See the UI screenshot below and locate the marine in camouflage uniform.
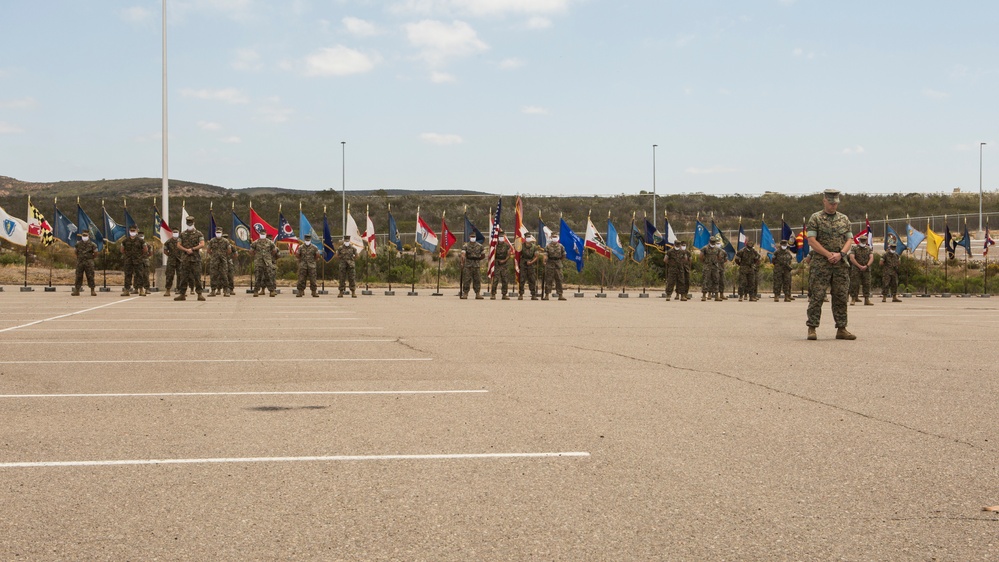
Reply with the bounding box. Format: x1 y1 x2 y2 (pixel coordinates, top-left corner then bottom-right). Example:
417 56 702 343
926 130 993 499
848 235 874 305
713 240 729 300
72 233 99 296
163 233 182 297
518 235 540 300
543 236 567 300
663 246 682 300
881 245 901 302
135 232 152 295
772 241 795 302
223 234 236 296
734 242 761 301
174 217 206 301
490 228 511 300
336 235 358 297
206 230 232 297
806 189 855 340
460 235 484 299
700 236 723 301
251 233 278 297
119 227 144 296
296 235 321 297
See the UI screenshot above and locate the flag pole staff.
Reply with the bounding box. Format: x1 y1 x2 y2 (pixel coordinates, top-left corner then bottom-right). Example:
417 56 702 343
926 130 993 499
321 205 327 293
101 199 108 290
412 207 419 293
386 204 392 293
24 196 31 288
434 211 444 295
984 217 990 296
964 217 969 295
49 197 56 289
364 204 370 293
248 201 255 293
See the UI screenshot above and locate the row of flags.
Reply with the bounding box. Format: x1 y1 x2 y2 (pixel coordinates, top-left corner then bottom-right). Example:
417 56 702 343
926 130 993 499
3 198 994 267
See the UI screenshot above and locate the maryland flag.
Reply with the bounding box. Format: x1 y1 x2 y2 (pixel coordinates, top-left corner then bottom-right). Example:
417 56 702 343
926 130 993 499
27 199 55 246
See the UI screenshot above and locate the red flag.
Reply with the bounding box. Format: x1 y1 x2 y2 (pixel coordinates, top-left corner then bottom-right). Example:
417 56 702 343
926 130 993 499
584 215 611 258
439 216 457 257
249 207 278 241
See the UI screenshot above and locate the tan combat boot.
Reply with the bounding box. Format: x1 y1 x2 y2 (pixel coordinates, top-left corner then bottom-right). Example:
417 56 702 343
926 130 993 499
312 290 319 298
774 296 780 302
197 292 206 301
91 288 97 296
701 294 707 301
163 289 171 297
836 327 856 340
269 291 277 297
139 288 146 296
351 290 357 298
864 297 873 306
296 290 304 298
784 296 793 302
882 295 887 302
715 295 723 302
475 293 484 300
121 289 130 296
738 295 744 302
174 293 186 301
680 295 688 301
807 327 817 340
71 287 80 296
892 295 902 303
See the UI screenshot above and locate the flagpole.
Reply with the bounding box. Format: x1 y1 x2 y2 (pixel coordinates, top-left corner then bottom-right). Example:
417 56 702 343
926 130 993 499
161 0 169 269
964 217 969 296
321 206 327 294
364 204 371 294
984 218 990 297
410 206 418 296
386 204 393 294
433 211 444 296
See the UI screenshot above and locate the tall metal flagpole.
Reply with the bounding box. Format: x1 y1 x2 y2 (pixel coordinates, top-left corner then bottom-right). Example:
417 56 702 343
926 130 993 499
652 144 658 220
161 0 169 268
341 141 346 237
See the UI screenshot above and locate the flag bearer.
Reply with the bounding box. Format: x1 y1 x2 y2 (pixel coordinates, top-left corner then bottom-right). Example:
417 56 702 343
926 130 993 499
881 243 901 303
735 240 760 301
336 234 358 298
543 234 567 301
490 227 511 300
676 240 692 300
175 215 206 301
700 235 723 301
72 232 98 296
518 234 540 300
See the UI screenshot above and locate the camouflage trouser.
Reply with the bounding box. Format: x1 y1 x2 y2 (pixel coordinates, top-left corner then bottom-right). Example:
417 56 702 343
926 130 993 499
715 264 727 294
461 262 481 295
228 259 236 291
738 268 757 297
137 259 150 289
75 262 95 289
806 260 849 328
491 264 510 296
338 261 356 293
664 267 680 296
164 258 179 290
702 265 719 294
850 269 872 299
178 258 203 295
209 257 228 291
679 267 691 295
544 261 564 296
773 267 792 298
123 261 142 291
297 262 318 293
882 271 898 297
254 260 276 292
519 264 538 296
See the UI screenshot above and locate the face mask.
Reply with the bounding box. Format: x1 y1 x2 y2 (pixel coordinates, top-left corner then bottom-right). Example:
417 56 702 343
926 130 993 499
304 239 312 244
139 235 144 240
172 232 179 239
215 232 223 237
81 236 89 242
343 241 350 247
129 231 137 237
186 225 195 231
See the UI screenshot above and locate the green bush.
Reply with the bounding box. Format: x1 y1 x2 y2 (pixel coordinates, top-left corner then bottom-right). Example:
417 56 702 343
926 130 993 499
0 252 25 265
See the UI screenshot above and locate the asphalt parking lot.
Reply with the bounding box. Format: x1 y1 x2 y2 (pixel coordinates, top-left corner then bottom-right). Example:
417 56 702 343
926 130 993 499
1 289 997 560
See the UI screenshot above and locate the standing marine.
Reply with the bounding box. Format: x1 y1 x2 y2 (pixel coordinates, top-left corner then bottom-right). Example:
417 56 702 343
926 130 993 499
543 234 567 301
734 240 760 302
250 231 278 297
490 227 511 300
163 231 181 297
336 235 358 298
805 189 855 340
518 234 540 300
72 231 99 296
460 233 484 300
206 228 232 297
700 235 723 301
119 225 143 296
881 243 901 303
174 215 206 301
848 234 874 306
772 239 795 302
296 233 321 298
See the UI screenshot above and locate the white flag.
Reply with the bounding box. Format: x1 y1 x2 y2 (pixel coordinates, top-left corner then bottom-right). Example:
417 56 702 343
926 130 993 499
0 204 29 246
363 213 377 257
346 213 365 252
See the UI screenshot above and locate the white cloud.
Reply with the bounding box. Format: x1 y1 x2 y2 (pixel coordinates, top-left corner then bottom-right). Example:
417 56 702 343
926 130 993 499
304 46 379 76
521 105 548 115
343 16 379 37
405 20 488 67
525 16 551 29
499 57 524 70
180 88 250 104
0 122 24 134
420 132 463 145
923 88 949 100
256 97 293 123
392 0 574 18
684 166 739 175
792 47 815 59
0 97 38 109
197 121 222 131
232 48 263 71
842 145 865 155
431 71 456 83
675 34 696 48
120 6 153 23
219 135 242 143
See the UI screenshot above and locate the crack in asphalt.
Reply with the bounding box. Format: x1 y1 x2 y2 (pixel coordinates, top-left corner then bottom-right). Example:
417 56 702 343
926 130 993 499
569 345 983 452
395 338 429 356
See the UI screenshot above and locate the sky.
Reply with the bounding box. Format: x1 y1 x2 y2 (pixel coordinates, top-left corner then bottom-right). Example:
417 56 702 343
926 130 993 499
1 0 998 196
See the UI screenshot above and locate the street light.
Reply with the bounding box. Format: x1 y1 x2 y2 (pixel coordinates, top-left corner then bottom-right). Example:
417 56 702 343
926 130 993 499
652 144 658 219
341 141 346 237
981 142 986 236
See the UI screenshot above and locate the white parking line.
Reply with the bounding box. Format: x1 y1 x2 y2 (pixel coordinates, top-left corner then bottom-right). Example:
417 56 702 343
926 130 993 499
0 298 140 333
0 358 432 364
0 390 486 398
2 327 384 332
0 339 396 344
0 452 591 469
46 318 361 322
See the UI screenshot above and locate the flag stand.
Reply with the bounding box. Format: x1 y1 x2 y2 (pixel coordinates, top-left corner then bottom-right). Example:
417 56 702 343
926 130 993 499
574 249 585 297
45 257 56 292
247 259 255 294
385 248 395 296
639 258 649 298
408 248 419 296
618 251 628 298
432 252 443 296
21 241 33 292
596 259 607 298
362 254 373 295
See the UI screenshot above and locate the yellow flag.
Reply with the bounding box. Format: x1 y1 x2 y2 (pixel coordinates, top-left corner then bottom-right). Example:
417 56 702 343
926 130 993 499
926 227 944 261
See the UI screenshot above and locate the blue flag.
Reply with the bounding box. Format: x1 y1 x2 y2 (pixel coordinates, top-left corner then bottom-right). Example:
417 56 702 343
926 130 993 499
387 211 402 252
712 221 736 261
760 220 776 256
693 220 710 249
559 218 585 272
956 223 972 255
54 205 78 247
232 211 251 250
123 208 137 231
645 219 665 250
77 204 104 251
885 224 905 255
538 217 549 248
796 222 809 263
104 207 127 242
606 219 625 261
209 210 218 239
464 215 485 243
905 223 926 254
782 220 794 248
323 212 336 261
300 212 323 253
629 222 646 263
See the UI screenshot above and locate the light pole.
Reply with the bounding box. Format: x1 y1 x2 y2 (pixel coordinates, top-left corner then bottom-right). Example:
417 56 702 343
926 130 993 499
341 141 346 237
161 0 169 266
652 144 658 219
980 142 986 236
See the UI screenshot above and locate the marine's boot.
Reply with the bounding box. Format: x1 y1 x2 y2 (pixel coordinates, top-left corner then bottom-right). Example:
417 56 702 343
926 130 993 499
253 289 260 297
784 296 793 303
338 291 344 298
849 298 855 306
296 290 304 297
351 291 357 298
312 290 319 298
224 290 231 297
121 289 130 296
475 292 484 300
665 296 671 301
90 288 97 296
460 293 468 300
721 294 728 301
738 295 744 302
530 296 538 301
557 294 567 301
774 296 780 302
864 297 873 306
174 293 187 301
715 295 724 302
71 287 80 296
163 289 171 297
518 294 524 301
836 327 857 340
680 295 688 301
269 291 276 297
892 295 902 303
490 293 496 300
750 296 759 302
882 295 887 303
197 292 206 301
502 295 509 300
807 327 817 341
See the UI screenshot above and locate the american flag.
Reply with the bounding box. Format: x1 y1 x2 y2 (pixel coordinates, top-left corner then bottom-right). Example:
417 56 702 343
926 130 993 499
486 197 502 279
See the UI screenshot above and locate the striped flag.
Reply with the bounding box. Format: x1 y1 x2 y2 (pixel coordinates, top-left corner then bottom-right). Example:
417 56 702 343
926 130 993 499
486 197 503 279
27 199 54 246
584 214 611 258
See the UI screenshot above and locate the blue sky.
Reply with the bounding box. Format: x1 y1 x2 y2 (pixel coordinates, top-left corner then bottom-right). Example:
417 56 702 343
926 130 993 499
1 0 997 196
